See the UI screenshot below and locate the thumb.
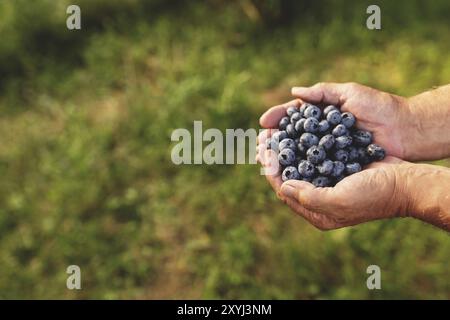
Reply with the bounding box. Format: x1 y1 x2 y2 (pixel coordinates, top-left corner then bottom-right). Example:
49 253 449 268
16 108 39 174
291 82 348 106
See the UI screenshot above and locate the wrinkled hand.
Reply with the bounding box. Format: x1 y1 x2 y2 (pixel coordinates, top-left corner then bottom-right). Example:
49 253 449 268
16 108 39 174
256 82 450 231
257 131 412 230
256 82 414 230
260 82 411 159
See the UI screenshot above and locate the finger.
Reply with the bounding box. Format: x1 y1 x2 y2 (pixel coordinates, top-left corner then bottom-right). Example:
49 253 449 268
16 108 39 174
262 150 283 194
291 82 349 106
365 155 406 169
280 180 338 215
259 99 302 128
284 197 341 231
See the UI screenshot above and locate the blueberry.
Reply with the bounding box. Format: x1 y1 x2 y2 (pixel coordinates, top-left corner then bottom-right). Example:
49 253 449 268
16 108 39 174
304 104 322 119
299 133 319 148
294 118 306 133
333 149 349 163
298 160 316 177
278 148 296 166
366 144 385 161
317 159 334 176
346 146 359 161
279 138 296 151
265 137 272 150
335 135 353 149
327 110 342 125
318 134 335 150
352 130 372 146
331 161 345 177
267 137 279 152
290 112 302 124
287 106 299 117
282 166 301 181
357 147 371 165
324 105 338 116
299 103 308 116
304 117 320 133
286 123 298 138
312 176 331 187
332 124 348 137
278 116 290 131
341 112 355 128
345 162 362 175
318 120 330 133
272 130 288 143
306 145 326 164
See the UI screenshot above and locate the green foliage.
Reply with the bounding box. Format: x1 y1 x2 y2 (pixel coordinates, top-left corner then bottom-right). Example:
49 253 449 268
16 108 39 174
0 0 449 299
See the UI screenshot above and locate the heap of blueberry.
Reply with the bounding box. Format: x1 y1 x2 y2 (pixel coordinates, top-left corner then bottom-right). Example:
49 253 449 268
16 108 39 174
266 103 385 187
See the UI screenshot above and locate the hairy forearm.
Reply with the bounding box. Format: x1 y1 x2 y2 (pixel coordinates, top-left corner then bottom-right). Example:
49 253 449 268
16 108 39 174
403 163 450 231
405 85 450 161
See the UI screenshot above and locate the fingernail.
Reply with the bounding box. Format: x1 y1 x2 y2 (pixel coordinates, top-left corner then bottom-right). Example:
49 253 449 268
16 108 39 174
281 183 296 198
291 87 305 95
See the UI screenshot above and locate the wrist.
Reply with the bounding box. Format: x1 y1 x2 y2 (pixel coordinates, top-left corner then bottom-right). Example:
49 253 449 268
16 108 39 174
404 90 450 161
403 163 450 230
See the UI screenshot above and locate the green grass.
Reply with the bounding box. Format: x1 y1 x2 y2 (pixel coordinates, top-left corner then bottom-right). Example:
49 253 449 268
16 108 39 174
0 0 449 299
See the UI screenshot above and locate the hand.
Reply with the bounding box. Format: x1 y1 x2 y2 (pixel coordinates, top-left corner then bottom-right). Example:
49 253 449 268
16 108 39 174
278 157 412 230
257 133 412 230
259 82 411 159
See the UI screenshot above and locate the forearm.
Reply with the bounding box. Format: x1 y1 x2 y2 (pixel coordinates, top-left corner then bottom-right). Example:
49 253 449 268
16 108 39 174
403 163 450 231
404 84 450 161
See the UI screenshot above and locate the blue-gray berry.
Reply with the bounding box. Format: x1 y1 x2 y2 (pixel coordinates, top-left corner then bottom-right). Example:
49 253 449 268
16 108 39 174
317 159 334 176
299 103 308 116
332 124 348 137
326 110 342 125
298 160 316 177
357 147 371 165
366 144 385 161
279 138 296 152
318 134 335 150
299 133 319 148
286 123 298 138
352 130 372 146
331 161 345 177
335 135 353 149
294 118 306 133
346 146 359 161
341 112 355 128
278 148 296 166
304 117 320 133
287 106 299 117
282 166 301 181
279 116 290 131
323 105 338 116
345 162 362 175
306 145 326 164
312 176 331 187
304 104 322 119
272 130 288 143
290 112 302 124
333 149 349 163
318 119 330 133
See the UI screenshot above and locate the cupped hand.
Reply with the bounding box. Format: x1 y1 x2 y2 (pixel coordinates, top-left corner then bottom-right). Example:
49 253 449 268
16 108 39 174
259 82 411 159
257 137 412 230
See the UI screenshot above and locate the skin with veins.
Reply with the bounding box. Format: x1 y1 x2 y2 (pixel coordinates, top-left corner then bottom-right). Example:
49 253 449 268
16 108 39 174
257 83 450 232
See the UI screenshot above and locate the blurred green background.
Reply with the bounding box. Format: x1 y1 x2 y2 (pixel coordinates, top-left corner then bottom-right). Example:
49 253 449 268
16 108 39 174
0 0 449 299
